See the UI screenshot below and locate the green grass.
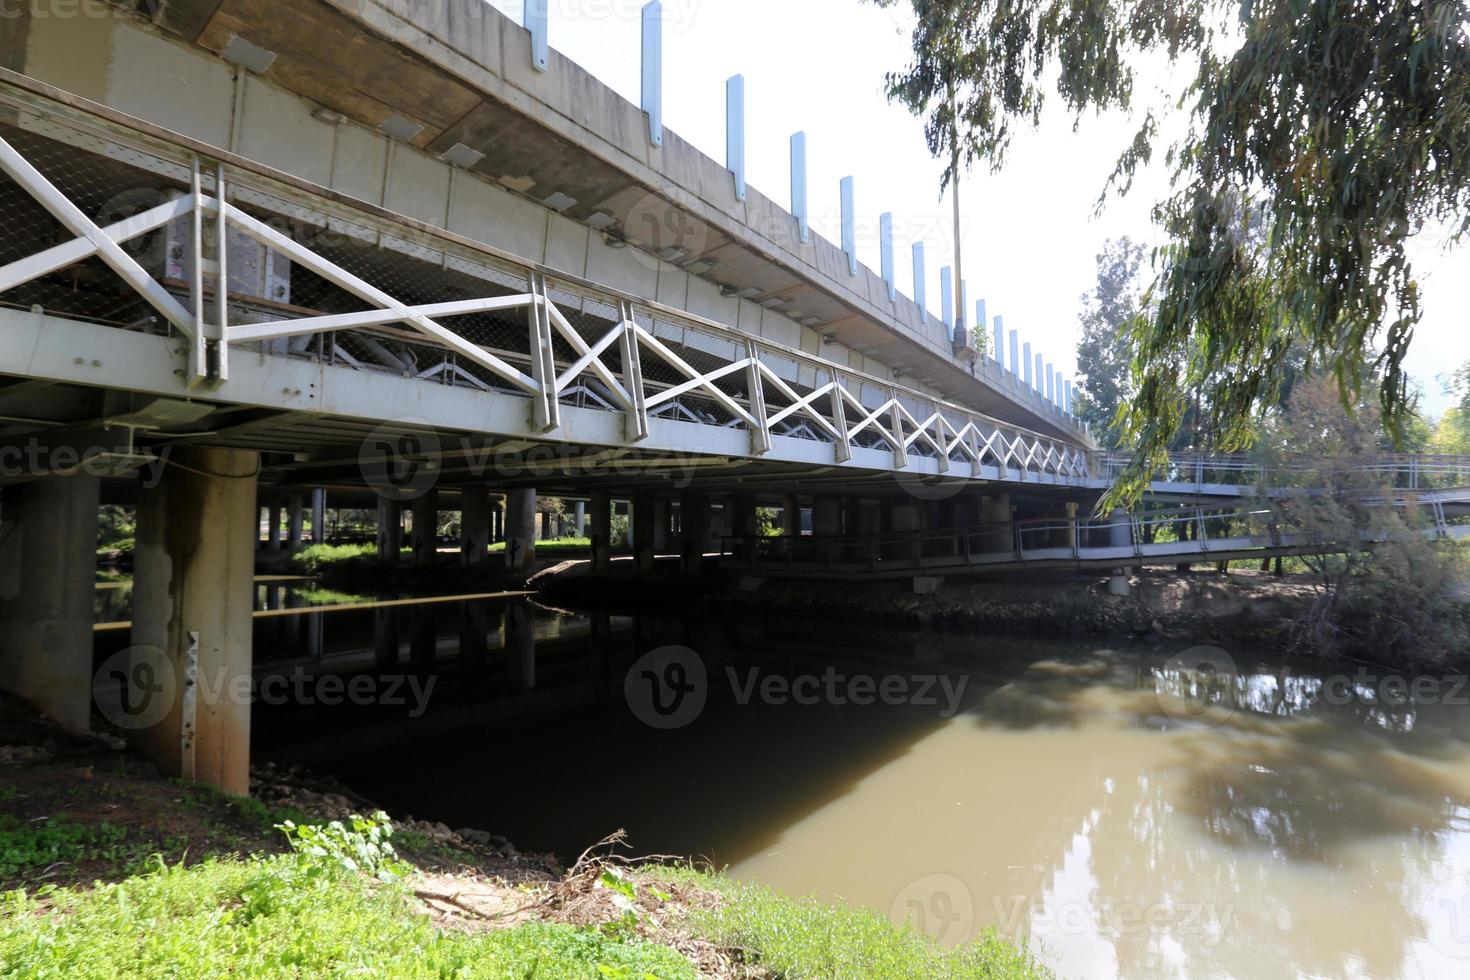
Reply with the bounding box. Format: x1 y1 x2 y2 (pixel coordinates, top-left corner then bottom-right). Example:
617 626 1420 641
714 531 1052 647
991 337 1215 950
288 542 382 574
0 857 695 978
487 536 590 556
658 867 1053 980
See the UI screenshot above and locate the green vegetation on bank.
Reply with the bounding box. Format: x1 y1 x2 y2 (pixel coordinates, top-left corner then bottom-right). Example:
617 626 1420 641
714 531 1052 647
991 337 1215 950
0 802 1050 979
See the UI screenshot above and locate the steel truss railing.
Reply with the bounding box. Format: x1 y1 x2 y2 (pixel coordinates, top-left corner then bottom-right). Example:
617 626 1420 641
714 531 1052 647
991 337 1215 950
1105 452 1470 492
0 77 1091 483
722 500 1470 574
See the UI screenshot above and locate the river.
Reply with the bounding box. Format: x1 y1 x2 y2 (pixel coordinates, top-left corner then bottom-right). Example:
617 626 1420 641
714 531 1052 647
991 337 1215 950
96 585 1470 979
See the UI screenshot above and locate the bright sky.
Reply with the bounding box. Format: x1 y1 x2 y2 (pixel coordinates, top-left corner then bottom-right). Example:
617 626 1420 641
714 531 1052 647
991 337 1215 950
491 0 1468 416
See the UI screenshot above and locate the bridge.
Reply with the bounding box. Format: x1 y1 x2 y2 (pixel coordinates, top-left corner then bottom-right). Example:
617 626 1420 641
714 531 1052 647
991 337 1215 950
0 2 1460 797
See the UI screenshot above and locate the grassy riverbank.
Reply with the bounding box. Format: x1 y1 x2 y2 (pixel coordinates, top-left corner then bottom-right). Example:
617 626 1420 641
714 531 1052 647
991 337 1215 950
0 704 1050 978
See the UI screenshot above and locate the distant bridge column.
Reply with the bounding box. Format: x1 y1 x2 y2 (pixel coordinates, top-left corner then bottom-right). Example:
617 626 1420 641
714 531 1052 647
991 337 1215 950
573 499 586 537
731 492 757 561
0 475 100 733
842 496 864 536
589 490 612 573
1108 507 1133 597
411 489 438 567
653 497 670 551
268 499 283 550
681 491 708 575
888 499 922 562
460 485 490 568
981 494 1011 553
131 447 258 795
490 497 503 542
311 488 327 545
632 493 657 574
781 493 800 536
812 496 842 536
287 492 305 550
1064 502 1079 551
504 489 537 571
376 495 401 562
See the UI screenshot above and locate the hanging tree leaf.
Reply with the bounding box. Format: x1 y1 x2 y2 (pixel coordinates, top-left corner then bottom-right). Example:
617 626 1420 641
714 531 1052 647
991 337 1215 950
873 0 1470 506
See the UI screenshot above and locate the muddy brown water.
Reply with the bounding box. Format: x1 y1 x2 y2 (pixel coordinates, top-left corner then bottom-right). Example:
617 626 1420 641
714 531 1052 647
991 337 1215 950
94 585 1470 978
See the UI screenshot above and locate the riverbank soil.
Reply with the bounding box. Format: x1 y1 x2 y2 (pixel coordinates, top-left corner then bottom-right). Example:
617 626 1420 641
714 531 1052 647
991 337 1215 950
704 569 1322 648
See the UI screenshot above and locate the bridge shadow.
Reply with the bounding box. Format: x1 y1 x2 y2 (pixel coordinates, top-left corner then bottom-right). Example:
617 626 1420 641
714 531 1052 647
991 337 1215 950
251 607 1054 867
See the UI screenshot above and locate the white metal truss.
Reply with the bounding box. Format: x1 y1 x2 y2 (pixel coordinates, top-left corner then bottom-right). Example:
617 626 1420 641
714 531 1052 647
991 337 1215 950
0 124 1093 484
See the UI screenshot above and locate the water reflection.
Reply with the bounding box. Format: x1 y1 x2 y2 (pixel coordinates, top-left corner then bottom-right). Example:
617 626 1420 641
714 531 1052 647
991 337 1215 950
100 594 1470 980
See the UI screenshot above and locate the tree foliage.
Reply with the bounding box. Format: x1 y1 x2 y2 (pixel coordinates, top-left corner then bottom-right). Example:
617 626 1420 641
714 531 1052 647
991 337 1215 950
1256 376 1466 662
1074 238 1146 448
875 0 1470 503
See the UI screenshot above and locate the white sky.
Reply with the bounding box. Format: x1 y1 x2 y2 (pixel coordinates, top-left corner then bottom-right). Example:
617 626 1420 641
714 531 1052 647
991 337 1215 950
493 0 1468 416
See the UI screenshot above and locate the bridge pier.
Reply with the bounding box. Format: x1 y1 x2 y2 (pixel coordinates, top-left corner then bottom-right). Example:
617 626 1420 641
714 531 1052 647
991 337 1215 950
460 485 490 567
573 500 586 537
268 500 283 551
131 447 259 795
632 493 657 574
287 492 305 550
813 496 842 537
1108 507 1133 597
731 493 757 561
681 491 708 575
589 490 612 572
376 496 402 562
888 500 922 562
0 475 100 733
411 489 439 566
504 489 537 571
311 489 327 545
490 498 503 543
781 493 800 536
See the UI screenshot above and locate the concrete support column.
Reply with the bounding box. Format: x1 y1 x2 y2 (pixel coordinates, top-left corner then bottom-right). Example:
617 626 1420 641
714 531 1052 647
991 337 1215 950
680 491 707 575
589 490 612 573
632 493 657 574
1109 507 1133 596
1064 502 1079 551
287 492 305 550
890 500 922 562
573 499 586 537
376 496 401 562
812 495 843 536
311 488 327 545
781 493 800 536
268 500 283 550
491 500 503 542
731 492 757 561
459 485 490 568
653 498 670 551
411 489 438 567
504 489 537 571
0 476 100 733
131 447 258 794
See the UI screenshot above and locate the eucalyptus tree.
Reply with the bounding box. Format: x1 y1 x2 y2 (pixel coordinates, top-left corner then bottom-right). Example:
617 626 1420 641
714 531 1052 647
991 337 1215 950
874 0 1470 504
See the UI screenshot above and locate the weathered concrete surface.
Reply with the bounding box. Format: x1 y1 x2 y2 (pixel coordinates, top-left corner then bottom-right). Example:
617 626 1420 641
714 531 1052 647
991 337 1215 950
131 447 259 795
0 475 100 733
504 488 536 570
